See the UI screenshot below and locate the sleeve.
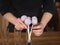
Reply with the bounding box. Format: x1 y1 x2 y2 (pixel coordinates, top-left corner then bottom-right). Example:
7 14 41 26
0 0 13 16
43 0 56 15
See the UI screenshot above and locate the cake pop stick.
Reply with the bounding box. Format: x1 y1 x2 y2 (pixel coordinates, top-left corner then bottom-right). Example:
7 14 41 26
24 17 32 45
26 16 38 45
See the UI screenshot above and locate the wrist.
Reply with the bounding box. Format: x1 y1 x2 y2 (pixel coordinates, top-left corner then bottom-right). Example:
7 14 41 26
39 22 46 29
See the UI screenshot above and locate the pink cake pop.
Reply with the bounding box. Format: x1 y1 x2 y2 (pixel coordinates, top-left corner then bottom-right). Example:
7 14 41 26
24 17 32 26
32 16 38 25
21 15 27 22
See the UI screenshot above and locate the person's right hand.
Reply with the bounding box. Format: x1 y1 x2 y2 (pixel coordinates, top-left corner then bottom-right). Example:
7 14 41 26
15 18 27 30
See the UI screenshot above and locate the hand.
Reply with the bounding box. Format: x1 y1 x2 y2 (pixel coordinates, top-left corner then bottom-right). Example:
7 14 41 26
32 23 44 36
15 18 27 30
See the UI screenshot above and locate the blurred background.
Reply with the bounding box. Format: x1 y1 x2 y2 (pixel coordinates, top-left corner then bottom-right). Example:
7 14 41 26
0 0 60 45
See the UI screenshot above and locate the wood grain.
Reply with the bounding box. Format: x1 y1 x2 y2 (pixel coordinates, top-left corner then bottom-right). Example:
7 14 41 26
0 31 60 45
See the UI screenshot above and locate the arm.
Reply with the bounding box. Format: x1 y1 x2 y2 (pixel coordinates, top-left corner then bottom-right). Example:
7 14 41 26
0 0 27 30
40 12 53 28
0 0 17 25
3 12 17 26
33 12 53 36
40 0 56 28
3 13 27 30
33 0 56 36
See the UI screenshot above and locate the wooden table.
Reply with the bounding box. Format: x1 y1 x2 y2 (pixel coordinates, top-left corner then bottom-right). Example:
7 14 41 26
0 31 60 45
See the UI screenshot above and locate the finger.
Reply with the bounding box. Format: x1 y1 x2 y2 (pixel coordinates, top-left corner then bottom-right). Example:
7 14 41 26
33 29 42 33
33 24 42 30
32 29 43 36
15 25 22 30
20 23 27 29
15 22 24 30
17 18 27 29
33 27 43 33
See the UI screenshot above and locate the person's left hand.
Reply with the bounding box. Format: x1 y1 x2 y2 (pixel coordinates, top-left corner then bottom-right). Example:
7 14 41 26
32 23 44 36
